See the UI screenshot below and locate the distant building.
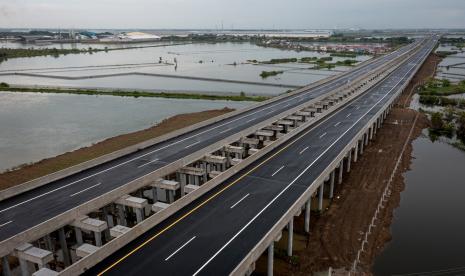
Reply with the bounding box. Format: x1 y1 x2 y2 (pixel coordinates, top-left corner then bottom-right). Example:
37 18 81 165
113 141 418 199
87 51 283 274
100 32 161 43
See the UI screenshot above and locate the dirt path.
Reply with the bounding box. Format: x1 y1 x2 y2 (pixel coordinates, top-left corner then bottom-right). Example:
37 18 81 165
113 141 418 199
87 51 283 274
0 108 234 191
253 54 440 276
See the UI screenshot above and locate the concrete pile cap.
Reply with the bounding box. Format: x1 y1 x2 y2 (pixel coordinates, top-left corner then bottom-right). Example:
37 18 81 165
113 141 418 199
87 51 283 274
151 179 180 190
263 125 284 131
224 145 245 153
76 243 99 258
241 137 259 145
203 154 227 164
71 216 108 232
255 130 274 137
295 111 311 116
286 115 303 121
184 184 199 194
15 243 53 264
179 167 205 176
32 268 59 276
115 194 149 208
110 225 131 238
277 120 293 125
152 202 170 213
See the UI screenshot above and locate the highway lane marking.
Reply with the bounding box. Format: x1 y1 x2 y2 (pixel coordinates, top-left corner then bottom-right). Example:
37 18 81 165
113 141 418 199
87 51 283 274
271 166 285 177
69 183 102 197
94 47 423 275
219 128 230 134
346 113 352 118
95 75 364 275
164 236 196 261
334 122 341 127
137 159 159 168
230 194 250 209
1 49 402 214
191 47 429 276
356 106 360 110
265 110 275 115
319 132 327 139
246 118 256 123
0 221 13 228
299 146 309 155
185 141 201 149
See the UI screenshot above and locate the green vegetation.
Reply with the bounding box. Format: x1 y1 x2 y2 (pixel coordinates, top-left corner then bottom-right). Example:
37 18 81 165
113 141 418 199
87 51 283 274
418 79 465 108
0 47 105 63
419 79 465 96
330 52 357 58
261 58 297 64
0 82 9 88
335 59 358 66
0 86 269 102
435 50 458 58
259 70 284 78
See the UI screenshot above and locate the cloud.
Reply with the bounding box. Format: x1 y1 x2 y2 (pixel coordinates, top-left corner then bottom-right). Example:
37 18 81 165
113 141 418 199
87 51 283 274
0 0 464 29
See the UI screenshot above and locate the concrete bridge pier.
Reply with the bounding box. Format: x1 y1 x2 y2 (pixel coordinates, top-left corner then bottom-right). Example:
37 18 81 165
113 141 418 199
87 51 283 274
115 195 149 224
267 242 274 276
287 217 294 257
304 198 312 233
71 216 108 247
329 170 336 199
338 160 344 185
359 138 364 155
15 243 54 276
318 182 324 211
58 228 71 267
2 256 11 276
346 150 352 173
354 143 359 162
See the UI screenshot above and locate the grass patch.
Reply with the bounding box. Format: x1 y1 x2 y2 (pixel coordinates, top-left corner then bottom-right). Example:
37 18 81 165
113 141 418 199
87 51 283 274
0 86 269 102
260 70 284 78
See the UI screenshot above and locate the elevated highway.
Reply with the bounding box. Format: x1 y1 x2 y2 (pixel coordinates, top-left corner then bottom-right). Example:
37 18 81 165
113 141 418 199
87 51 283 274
82 37 437 275
0 38 434 276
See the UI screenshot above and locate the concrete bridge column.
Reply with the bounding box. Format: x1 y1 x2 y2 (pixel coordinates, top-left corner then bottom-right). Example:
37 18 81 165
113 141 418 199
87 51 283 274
304 198 311 233
346 151 352 173
364 132 369 146
58 228 71 266
318 183 324 211
75 227 83 246
267 242 274 276
117 205 127 226
2 256 11 276
369 127 374 140
354 143 358 162
360 138 364 155
329 170 336 199
287 217 294 256
338 160 343 185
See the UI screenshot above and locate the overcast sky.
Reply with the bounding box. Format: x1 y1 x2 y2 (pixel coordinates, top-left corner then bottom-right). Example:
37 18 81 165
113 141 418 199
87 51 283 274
1 0 464 29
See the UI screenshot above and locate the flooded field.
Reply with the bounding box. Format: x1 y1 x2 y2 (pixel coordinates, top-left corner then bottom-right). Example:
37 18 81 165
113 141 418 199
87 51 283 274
435 44 465 83
0 92 252 172
373 129 465 275
0 42 369 95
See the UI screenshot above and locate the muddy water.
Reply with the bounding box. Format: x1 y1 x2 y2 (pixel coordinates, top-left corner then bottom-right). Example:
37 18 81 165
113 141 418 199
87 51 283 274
0 92 252 172
373 130 465 275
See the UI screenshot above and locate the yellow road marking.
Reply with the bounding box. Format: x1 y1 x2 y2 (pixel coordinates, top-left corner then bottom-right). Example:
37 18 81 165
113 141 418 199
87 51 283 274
99 100 346 275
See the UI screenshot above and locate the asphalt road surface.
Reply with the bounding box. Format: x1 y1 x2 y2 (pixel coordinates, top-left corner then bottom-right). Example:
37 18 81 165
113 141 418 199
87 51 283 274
0 41 419 244
85 38 436 275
